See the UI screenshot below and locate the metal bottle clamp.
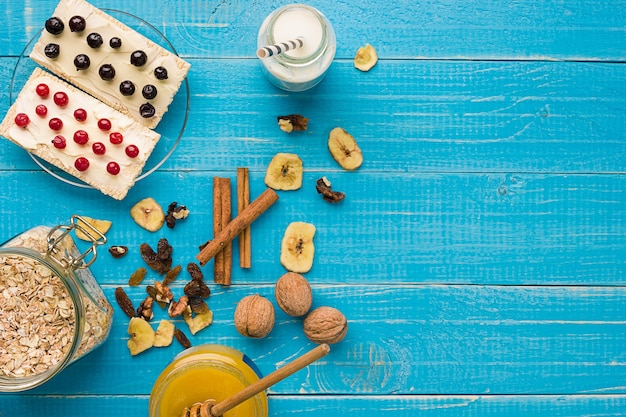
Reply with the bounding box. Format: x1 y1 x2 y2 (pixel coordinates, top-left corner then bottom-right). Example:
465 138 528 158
46 215 107 270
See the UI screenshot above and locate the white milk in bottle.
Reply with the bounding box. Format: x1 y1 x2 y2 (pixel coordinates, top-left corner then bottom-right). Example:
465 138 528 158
257 4 336 92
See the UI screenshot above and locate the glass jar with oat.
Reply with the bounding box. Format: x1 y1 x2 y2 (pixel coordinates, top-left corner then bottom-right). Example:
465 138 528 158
0 215 113 392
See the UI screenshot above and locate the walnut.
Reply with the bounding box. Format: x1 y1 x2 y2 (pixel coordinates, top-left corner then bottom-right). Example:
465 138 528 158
274 272 312 317
234 295 275 338
303 306 348 344
168 295 189 318
277 114 308 133
315 177 345 203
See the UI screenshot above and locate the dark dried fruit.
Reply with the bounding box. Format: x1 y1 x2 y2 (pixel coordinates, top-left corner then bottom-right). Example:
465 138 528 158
187 262 204 282
139 103 156 118
315 177 345 203
146 285 157 299
184 280 210 298
157 238 173 261
45 17 64 35
108 245 128 258
174 328 191 349
128 267 147 286
137 296 154 321
114 287 135 318
140 240 171 274
189 297 209 314
165 202 190 229
44 43 60 58
168 296 189 318
277 114 309 133
162 264 182 286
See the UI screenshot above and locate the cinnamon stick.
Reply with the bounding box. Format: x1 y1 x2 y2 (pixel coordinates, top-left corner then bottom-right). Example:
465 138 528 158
197 188 279 266
237 167 251 269
213 177 232 285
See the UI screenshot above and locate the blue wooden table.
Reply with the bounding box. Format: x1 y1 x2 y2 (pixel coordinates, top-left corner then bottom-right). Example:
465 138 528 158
1 0 625 415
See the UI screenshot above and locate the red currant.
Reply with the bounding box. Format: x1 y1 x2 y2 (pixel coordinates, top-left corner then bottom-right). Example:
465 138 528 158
74 157 90 171
109 132 123 145
52 135 67 149
98 118 112 131
106 161 120 175
48 118 63 131
74 108 88 122
36 83 50 98
92 142 106 155
35 104 48 117
53 91 69 107
74 130 89 145
15 113 30 127
125 144 139 158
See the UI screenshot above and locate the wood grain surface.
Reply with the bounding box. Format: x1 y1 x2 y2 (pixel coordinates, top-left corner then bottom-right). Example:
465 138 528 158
0 0 624 416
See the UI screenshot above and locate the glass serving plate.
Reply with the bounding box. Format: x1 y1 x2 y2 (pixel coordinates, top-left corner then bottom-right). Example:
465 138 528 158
9 9 190 189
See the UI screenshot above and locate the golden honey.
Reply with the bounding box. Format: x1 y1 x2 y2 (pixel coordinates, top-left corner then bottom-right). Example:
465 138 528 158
149 344 268 417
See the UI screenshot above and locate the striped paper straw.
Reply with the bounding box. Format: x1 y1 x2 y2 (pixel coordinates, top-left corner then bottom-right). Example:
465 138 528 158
257 37 304 59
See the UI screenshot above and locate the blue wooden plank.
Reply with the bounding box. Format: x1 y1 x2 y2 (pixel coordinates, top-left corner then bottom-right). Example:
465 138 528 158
0 171 624 286
2 394 626 417
7 284 624 396
2 59 625 174
1 0 625 60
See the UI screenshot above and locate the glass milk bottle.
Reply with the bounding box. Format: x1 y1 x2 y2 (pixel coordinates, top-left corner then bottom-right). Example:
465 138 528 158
257 4 336 92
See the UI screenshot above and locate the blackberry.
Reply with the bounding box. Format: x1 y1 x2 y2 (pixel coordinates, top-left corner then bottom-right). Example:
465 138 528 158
130 50 147 67
44 43 60 59
74 54 90 70
142 84 158 99
45 17 64 35
99 64 116 80
119 80 136 96
87 33 104 48
69 16 86 32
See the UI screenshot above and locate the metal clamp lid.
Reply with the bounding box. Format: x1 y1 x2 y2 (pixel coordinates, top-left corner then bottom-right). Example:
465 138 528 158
46 215 107 270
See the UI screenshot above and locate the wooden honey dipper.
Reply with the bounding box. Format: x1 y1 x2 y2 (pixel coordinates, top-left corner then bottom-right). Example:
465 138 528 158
181 343 330 417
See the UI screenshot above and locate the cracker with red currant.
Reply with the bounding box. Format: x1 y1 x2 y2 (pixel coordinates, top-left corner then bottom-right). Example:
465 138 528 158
0 68 160 200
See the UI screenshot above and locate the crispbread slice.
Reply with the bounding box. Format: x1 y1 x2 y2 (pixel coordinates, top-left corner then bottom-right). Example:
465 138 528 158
30 0 190 129
0 68 161 200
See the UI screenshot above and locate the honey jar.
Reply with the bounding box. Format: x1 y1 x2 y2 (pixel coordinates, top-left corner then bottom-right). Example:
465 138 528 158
149 344 268 417
0 215 113 392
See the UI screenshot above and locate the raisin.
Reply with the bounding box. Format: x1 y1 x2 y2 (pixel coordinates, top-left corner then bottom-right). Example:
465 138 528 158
128 267 147 286
187 262 204 282
140 241 171 274
174 328 192 349
114 287 135 318
157 238 173 262
184 279 210 298
189 297 209 314
162 264 182 287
